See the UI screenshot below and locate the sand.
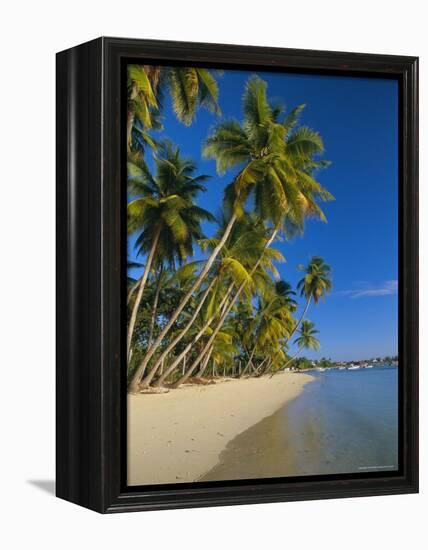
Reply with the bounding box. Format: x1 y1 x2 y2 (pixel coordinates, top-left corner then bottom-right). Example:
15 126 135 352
127 372 313 486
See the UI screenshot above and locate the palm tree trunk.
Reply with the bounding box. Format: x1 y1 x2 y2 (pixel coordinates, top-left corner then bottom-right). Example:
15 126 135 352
127 279 140 304
197 345 213 377
127 101 136 153
129 214 238 391
140 276 217 388
253 356 268 375
127 226 161 367
255 357 271 377
269 349 301 378
147 266 163 348
240 346 256 378
171 227 279 388
152 283 234 388
286 296 311 344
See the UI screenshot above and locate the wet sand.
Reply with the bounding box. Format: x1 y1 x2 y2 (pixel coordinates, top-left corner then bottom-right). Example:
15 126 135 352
202 367 399 481
128 373 313 486
200 400 300 482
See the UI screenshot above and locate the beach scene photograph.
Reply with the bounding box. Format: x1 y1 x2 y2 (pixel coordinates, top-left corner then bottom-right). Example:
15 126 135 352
125 63 398 486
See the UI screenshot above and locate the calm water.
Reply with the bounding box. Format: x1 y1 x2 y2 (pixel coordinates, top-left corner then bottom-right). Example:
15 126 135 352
201 366 398 481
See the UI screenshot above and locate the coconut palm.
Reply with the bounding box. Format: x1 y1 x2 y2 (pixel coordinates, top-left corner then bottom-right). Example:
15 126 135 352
144 214 269 387
127 65 221 153
241 283 296 376
203 76 333 230
270 320 320 377
273 281 298 312
127 65 159 153
151 281 234 387
128 77 331 392
162 77 332 388
133 210 275 389
170 225 286 388
126 144 214 370
287 256 332 343
208 330 237 377
128 76 332 392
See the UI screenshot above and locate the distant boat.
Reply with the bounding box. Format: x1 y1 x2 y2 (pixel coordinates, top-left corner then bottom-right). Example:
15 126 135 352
316 367 327 372
366 364 373 369
348 365 360 370
338 366 346 370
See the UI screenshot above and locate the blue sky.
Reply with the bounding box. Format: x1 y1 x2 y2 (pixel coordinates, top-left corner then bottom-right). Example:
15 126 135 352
128 68 398 361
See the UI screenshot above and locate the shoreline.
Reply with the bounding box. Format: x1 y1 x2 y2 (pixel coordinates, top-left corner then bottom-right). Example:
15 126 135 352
127 372 313 486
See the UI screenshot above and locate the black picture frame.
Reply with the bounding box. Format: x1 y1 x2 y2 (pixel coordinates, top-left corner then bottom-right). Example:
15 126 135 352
56 37 419 513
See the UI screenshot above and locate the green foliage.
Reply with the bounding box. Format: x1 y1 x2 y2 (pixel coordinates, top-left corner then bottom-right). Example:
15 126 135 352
126 71 335 387
295 320 321 351
128 143 214 267
203 75 333 230
297 256 333 303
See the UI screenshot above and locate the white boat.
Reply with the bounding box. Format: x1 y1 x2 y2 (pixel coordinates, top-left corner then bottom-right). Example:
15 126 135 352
366 364 373 368
316 367 327 372
338 366 346 370
348 365 360 370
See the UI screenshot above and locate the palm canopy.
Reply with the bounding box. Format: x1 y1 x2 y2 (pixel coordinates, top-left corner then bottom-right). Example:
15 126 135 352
203 75 333 229
295 320 320 351
128 143 215 267
297 256 332 303
168 67 222 125
127 65 221 153
200 212 284 295
271 280 298 312
254 294 294 349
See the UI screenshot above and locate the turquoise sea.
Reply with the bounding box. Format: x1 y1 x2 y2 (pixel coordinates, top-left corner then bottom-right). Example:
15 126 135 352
201 365 398 481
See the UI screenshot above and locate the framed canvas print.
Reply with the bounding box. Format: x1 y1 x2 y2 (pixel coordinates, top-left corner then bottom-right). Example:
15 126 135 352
56 37 418 513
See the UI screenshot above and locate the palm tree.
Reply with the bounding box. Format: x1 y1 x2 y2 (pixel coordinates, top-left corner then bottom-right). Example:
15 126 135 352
170 225 285 388
126 144 214 372
287 256 332 343
160 77 332 388
127 65 221 153
129 76 332 391
127 66 159 153
145 215 266 387
127 259 144 304
203 76 333 230
134 210 272 389
270 320 320 377
152 281 235 387
147 264 169 348
241 282 296 376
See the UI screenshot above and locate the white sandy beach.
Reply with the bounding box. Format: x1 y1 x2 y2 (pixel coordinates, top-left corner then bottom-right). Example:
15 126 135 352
128 372 313 486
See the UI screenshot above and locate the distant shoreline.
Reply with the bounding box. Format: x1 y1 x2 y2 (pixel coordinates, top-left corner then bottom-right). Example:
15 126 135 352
201 365 398 481
127 372 313 486
298 363 398 373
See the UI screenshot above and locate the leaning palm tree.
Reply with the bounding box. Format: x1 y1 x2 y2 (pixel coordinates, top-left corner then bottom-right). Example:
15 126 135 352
204 76 333 231
126 144 214 369
128 76 332 392
170 226 286 388
270 320 320 377
286 256 332 343
145 214 268 388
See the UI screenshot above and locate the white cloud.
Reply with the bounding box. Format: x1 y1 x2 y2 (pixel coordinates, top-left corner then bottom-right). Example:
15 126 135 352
337 280 398 299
